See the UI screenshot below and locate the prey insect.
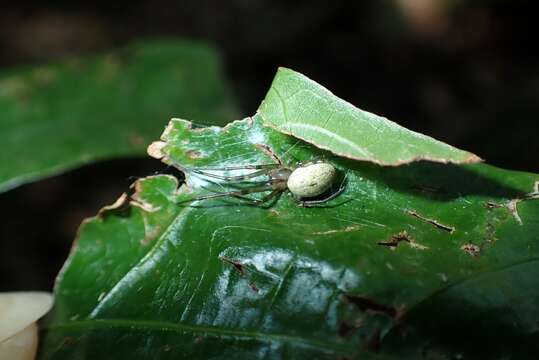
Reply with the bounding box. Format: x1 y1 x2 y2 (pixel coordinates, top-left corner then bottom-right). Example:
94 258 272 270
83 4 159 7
177 145 346 207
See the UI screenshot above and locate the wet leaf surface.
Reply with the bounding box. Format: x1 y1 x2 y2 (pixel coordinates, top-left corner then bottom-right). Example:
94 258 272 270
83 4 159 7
41 71 539 359
0 40 237 193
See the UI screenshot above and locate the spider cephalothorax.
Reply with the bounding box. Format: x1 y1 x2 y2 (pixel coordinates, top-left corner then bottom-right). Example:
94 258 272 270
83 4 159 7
178 146 345 207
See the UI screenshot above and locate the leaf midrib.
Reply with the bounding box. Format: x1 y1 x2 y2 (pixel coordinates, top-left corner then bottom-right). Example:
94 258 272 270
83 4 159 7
47 318 354 355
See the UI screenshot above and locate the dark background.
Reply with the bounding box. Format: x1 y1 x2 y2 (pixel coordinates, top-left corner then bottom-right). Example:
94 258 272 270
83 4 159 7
1 0 538 291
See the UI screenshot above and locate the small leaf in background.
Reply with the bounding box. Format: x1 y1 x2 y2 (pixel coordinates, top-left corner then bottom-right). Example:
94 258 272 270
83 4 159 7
258 67 481 165
0 39 237 193
41 69 539 359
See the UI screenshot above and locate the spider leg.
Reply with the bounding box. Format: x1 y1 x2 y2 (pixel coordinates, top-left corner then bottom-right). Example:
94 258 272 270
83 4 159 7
186 163 279 171
254 189 282 204
293 182 347 207
201 180 284 204
177 185 274 204
174 143 285 184
254 144 284 165
220 188 282 206
188 168 272 182
293 188 344 207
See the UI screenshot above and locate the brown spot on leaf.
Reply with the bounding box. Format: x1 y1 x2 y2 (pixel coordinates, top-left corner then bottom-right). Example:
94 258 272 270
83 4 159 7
461 243 480 257
378 231 412 248
344 294 398 319
194 336 204 344
378 231 428 250
220 257 260 292
187 150 202 159
406 210 455 233
220 256 245 276
249 282 260 293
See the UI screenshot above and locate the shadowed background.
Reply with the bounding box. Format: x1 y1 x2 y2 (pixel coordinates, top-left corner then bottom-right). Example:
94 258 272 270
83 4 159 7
1 0 538 290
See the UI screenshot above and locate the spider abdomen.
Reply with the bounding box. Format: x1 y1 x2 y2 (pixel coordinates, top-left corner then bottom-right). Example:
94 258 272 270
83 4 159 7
287 163 337 198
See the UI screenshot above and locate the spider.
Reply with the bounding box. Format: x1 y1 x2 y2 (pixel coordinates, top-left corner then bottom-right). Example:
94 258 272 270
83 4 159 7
177 145 346 207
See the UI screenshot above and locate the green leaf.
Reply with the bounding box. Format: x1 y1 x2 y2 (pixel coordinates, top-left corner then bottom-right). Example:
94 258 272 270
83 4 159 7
258 67 481 165
41 71 539 359
383 259 539 359
0 39 237 193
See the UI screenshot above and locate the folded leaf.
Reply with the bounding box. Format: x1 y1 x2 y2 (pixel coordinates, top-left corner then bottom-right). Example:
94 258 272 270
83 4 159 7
259 67 481 165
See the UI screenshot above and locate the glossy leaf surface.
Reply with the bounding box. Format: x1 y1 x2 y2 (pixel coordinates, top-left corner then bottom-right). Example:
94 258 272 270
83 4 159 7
41 69 539 359
258 68 481 165
0 40 237 193
42 113 538 359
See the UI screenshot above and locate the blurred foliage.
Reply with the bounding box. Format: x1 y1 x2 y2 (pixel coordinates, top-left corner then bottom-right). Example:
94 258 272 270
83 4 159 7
0 39 237 193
